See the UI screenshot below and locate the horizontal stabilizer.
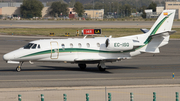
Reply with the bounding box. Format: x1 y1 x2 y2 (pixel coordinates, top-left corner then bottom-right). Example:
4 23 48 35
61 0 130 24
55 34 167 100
140 48 160 53
140 29 149 33
150 30 176 38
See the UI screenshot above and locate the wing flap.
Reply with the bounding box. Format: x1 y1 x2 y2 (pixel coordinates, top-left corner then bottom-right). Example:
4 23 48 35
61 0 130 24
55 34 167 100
140 48 160 53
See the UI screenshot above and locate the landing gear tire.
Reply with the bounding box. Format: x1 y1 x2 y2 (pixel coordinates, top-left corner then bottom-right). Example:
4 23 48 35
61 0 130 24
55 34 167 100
78 64 86 70
97 64 106 71
16 66 21 72
16 62 23 72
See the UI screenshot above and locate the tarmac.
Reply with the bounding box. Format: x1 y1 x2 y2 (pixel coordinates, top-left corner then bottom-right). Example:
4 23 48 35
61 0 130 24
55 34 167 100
0 20 180 28
0 20 180 100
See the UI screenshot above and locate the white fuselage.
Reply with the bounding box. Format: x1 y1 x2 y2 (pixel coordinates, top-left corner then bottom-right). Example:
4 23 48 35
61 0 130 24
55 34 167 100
3 37 142 63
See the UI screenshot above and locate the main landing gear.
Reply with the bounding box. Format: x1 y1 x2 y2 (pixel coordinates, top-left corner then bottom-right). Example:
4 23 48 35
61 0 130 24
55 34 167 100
16 62 23 72
97 61 106 71
78 62 107 71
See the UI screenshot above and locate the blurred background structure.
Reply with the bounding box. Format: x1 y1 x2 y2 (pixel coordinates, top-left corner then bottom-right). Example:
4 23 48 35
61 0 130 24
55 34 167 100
0 0 180 20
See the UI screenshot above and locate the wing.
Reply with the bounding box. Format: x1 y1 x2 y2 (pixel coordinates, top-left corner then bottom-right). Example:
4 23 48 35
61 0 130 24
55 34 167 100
74 57 131 64
140 28 149 33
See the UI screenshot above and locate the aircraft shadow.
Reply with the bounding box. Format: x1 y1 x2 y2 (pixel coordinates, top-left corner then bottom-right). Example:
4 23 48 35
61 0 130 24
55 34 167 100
39 65 139 73
0 66 139 73
107 66 139 69
39 66 111 73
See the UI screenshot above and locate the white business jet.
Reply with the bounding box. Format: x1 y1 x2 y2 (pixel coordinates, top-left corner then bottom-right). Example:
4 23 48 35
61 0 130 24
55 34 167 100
3 10 176 72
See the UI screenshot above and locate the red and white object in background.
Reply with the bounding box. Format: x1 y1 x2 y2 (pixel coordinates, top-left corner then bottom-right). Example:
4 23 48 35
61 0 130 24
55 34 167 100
83 29 94 35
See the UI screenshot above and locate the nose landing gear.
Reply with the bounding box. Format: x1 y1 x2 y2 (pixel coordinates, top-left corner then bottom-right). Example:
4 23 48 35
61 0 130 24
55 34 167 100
16 66 21 72
16 62 23 72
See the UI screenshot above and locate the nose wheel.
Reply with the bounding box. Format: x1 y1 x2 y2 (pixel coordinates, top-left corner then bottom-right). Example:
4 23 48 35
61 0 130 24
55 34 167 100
16 62 23 72
16 66 21 72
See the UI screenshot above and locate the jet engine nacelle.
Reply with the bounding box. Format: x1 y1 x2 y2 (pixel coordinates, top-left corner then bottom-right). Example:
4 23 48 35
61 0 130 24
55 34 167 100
105 38 134 51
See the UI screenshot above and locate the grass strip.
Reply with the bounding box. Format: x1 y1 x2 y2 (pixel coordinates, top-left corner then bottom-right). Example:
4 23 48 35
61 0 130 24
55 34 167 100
0 28 179 38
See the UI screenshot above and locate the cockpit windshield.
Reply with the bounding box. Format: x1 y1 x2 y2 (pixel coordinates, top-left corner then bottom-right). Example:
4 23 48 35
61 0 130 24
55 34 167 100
23 43 34 49
23 43 40 49
32 44 37 49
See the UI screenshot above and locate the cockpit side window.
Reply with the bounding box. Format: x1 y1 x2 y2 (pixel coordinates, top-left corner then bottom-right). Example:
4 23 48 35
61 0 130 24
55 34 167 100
23 43 34 49
38 44 40 49
31 44 37 49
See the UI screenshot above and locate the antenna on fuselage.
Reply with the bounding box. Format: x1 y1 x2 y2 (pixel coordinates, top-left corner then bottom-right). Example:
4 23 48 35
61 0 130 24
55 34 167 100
83 35 87 39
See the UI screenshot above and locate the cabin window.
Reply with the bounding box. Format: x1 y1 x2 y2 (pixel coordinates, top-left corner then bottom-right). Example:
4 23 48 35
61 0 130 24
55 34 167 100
32 44 37 49
78 43 82 48
61 44 65 48
97 43 100 47
23 43 34 49
86 43 90 47
70 43 73 48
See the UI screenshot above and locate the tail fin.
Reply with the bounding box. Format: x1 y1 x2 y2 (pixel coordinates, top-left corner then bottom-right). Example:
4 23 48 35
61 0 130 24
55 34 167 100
140 10 176 53
141 10 176 43
149 10 175 34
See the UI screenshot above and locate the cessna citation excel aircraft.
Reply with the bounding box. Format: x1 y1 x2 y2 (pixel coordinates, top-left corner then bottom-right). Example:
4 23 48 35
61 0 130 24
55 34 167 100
3 10 176 72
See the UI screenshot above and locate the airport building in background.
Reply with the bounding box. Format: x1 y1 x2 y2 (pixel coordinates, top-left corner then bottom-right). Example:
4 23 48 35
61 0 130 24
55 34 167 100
3 1 180 20
0 7 104 20
145 1 180 19
165 1 180 19
145 6 164 19
0 7 20 17
0 2 47 18
84 9 104 20
0 3 104 20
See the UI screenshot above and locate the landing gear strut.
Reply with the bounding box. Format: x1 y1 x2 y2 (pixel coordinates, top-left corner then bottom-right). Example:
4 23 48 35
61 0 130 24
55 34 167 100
78 64 86 70
16 62 23 72
97 61 106 71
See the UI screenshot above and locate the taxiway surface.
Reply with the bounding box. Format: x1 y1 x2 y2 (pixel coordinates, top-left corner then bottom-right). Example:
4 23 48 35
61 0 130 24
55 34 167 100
0 36 180 88
1 20 180 28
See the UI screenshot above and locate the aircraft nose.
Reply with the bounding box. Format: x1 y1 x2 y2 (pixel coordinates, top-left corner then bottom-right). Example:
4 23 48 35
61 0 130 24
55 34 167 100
3 53 12 61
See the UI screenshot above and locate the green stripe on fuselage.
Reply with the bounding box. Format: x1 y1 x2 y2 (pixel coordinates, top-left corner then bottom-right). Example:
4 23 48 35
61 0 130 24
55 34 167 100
20 48 135 58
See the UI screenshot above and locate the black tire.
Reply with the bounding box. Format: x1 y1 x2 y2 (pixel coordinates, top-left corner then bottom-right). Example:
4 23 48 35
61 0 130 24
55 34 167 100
78 64 86 70
97 64 106 71
16 66 21 72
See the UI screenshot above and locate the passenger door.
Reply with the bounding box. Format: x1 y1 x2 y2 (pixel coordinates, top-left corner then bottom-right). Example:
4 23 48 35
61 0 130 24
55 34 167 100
50 41 59 59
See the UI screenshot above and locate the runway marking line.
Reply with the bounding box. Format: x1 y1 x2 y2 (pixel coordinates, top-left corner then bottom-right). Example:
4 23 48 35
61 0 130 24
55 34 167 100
0 76 180 82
